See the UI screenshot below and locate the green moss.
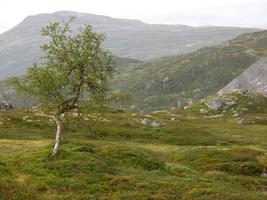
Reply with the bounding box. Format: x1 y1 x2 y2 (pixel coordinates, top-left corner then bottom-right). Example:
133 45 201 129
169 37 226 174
218 161 263 176
109 149 164 171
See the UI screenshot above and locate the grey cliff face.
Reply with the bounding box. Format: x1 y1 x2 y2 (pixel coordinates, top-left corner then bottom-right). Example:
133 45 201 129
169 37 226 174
219 58 267 96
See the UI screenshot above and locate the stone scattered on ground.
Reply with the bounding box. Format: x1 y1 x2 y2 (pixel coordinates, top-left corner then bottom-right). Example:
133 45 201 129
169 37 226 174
204 96 237 111
233 113 240 117
141 118 165 128
239 119 250 125
151 121 164 128
0 101 13 111
205 99 225 111
141 118 153 126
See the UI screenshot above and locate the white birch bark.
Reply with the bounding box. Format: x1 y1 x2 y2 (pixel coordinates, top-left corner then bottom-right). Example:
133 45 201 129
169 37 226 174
51 115 62 156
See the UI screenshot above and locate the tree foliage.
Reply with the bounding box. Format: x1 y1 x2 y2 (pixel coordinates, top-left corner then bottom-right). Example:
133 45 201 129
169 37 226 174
14 18 115 155
16 18 115 114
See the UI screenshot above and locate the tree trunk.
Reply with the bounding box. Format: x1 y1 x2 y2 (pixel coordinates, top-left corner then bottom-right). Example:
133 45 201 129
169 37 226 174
51 114 62 156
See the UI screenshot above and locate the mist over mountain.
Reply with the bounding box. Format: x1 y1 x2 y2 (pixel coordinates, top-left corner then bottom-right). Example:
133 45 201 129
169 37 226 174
0 11 259 80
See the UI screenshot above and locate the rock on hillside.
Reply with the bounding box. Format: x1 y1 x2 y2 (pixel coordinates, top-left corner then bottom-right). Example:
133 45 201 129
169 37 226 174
195 92 267 115
218 58 267 96
0 11 258 79
0 101 13 111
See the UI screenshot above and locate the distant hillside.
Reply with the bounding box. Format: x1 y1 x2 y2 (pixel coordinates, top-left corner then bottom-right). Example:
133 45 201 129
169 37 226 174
114 57 143 70
0 11 258 79
219 58 267 96
113 31 267 111
0 56 141 108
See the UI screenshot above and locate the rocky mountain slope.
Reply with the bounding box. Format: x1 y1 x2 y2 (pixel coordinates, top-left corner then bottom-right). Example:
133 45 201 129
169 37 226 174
0 11 258 79
219 58 267 96
113 30 267 111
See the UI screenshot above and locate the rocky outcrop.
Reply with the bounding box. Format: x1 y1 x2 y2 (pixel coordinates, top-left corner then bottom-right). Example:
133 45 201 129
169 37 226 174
198 92 267 117
219 58 267 96
0 101 13 111
204 96 237 111
141 118 165 128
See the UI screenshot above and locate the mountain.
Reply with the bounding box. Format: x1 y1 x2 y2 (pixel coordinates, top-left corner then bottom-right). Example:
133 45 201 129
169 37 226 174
0 11 258 79
113 30 267 111
219 58 267 96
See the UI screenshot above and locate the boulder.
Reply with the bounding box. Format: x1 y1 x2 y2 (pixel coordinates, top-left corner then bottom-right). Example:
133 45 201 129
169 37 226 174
151 121 164 128
233 113 240 117
204 97 237 111
141 118 153 126
141 118 165 128
205 99 225 111
239 119 250 125
0 101 13 111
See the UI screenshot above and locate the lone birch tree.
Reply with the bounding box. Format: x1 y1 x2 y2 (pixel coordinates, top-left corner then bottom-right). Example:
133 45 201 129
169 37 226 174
15 18 115 156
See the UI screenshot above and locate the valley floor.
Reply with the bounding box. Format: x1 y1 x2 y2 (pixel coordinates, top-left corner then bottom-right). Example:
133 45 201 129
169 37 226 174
0 109 267 199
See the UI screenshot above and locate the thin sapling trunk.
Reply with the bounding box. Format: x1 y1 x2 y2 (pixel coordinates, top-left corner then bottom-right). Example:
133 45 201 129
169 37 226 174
51 114 63 156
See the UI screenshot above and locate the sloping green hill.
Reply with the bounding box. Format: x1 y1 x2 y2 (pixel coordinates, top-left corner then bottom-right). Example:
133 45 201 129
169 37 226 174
113 31 267 111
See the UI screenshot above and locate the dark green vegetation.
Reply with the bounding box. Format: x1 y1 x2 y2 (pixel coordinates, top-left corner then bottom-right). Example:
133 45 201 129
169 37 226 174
113 31 267 111
1 94 267 199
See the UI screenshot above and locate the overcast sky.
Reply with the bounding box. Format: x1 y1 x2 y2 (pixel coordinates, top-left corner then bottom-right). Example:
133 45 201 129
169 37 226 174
0 0 266 34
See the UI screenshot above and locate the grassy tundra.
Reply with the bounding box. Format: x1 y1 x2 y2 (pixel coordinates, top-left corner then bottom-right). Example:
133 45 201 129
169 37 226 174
0 96 267 199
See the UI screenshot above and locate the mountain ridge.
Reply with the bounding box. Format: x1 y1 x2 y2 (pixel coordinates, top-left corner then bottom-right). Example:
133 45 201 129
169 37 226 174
0 11 259 79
